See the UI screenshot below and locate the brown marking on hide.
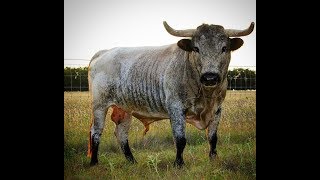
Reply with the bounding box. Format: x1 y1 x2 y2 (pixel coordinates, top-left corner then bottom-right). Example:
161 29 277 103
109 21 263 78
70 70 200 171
111 105 127 125
110 107 162 135
132 112 163 135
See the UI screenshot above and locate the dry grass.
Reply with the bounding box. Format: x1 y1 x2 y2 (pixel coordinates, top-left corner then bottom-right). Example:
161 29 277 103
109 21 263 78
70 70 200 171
64 91 256 179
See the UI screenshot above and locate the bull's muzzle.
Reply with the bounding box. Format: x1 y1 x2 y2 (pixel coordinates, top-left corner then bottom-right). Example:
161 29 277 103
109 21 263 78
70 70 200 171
200 72 221 86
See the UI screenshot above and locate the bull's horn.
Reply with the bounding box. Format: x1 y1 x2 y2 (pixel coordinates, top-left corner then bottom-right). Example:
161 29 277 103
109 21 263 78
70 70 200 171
163 21 195 37
225 22 255 37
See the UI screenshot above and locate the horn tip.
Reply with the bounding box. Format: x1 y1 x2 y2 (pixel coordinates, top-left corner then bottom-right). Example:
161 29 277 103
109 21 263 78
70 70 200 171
248 22 255 33
163 21 171 31
250 22 255 28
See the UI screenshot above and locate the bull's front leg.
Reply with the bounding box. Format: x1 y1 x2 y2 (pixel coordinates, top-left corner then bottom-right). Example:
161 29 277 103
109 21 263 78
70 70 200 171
168 102 187 168
207 106 222 159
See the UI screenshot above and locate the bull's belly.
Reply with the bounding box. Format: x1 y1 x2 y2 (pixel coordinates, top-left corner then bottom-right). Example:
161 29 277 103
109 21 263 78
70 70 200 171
111 105 207 131
132 113 208 130
112 88 168 118
132 110 169 120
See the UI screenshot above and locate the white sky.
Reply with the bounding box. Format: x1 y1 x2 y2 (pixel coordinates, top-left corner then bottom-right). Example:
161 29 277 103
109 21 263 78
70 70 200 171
64 0 256 67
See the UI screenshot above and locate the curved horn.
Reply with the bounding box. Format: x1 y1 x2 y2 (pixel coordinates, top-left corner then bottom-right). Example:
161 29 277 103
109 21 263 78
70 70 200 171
163 21 196 37
225 22 255 37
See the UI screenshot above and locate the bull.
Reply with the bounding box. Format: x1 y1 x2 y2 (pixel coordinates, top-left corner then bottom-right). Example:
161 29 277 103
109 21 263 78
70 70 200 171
87 21 254 167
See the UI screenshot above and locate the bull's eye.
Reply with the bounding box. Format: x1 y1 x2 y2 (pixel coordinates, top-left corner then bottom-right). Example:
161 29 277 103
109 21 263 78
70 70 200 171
193 47 199 53
222 46 227 53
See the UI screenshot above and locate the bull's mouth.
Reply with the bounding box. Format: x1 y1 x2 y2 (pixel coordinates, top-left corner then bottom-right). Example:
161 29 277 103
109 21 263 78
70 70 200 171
201 79 221 87
201 83 222 94
202 81 218 87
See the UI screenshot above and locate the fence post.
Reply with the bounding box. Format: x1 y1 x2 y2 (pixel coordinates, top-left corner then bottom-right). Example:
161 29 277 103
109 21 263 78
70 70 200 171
70 70 72 92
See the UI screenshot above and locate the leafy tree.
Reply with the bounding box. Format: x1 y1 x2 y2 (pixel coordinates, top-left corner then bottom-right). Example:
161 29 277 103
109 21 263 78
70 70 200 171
64 67 88 91
227 68 256 90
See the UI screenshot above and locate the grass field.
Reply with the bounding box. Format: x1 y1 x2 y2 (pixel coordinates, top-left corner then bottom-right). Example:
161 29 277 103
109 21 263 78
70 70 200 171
64 91 256 179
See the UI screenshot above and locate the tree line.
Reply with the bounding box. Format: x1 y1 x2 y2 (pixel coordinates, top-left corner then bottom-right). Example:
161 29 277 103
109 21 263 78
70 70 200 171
64 67 256 91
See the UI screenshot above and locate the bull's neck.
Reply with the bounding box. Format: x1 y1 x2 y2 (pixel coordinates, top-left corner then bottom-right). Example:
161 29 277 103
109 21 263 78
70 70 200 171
184 52 202 97
186 52 201 87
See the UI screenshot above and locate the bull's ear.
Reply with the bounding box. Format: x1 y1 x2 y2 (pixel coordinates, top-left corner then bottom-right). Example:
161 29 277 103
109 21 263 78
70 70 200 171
230 38 244 51
177 39 193 52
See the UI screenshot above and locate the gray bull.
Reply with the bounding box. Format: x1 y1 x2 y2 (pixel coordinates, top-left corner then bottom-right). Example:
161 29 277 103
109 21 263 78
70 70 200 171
87 21 254 167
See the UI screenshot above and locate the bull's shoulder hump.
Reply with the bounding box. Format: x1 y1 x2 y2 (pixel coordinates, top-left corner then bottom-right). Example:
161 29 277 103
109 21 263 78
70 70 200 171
92 49 109 59
92 44 177 59
89 49 110 66
90 44 179 68
111 44 177 53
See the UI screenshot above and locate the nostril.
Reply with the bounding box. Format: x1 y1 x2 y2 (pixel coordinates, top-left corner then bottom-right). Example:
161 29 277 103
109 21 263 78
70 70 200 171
206 76 217 81
200 73 220 86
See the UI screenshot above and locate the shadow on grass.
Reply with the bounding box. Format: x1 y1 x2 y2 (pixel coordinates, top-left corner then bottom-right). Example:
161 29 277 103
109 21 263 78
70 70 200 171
221 153 256 176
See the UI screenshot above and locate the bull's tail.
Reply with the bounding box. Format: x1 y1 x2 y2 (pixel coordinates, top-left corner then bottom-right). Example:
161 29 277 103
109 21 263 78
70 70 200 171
87 52 95 158
87 68 94 158
87 120 93 158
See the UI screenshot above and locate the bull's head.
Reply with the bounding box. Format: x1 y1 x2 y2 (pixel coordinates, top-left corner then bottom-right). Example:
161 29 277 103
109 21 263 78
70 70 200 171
163 21 254 87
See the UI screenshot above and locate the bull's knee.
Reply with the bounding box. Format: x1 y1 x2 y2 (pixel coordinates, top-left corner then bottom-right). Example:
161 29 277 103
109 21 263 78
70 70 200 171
114 119 131 144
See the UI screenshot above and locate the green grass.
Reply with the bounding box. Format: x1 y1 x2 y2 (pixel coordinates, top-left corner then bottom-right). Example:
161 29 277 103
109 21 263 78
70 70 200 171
64 91 256 179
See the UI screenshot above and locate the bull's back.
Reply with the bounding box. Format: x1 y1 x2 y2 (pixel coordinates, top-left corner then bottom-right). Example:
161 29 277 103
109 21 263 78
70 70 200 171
89 44 179 117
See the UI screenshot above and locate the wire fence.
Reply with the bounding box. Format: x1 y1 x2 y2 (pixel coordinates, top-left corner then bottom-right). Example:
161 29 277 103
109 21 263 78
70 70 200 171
64 59 256 97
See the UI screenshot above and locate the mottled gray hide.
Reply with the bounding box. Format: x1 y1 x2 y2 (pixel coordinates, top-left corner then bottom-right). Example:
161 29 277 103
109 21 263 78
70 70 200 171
88 22 254 166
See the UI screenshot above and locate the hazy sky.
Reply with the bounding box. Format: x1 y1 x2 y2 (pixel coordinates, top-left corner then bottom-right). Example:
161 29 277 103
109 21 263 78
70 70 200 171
64 0 256 67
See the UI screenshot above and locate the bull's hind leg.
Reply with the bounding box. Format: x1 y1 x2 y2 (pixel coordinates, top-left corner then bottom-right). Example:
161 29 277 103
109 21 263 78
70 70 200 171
206 106 222 160
111 106 136 163
88 105 108 166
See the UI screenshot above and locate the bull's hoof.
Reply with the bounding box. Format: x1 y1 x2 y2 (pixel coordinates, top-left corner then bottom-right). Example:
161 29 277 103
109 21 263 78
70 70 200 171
209 150 217 160
90 159 98 166
126 156 137 164
129 158 137 164
174 159 184 168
